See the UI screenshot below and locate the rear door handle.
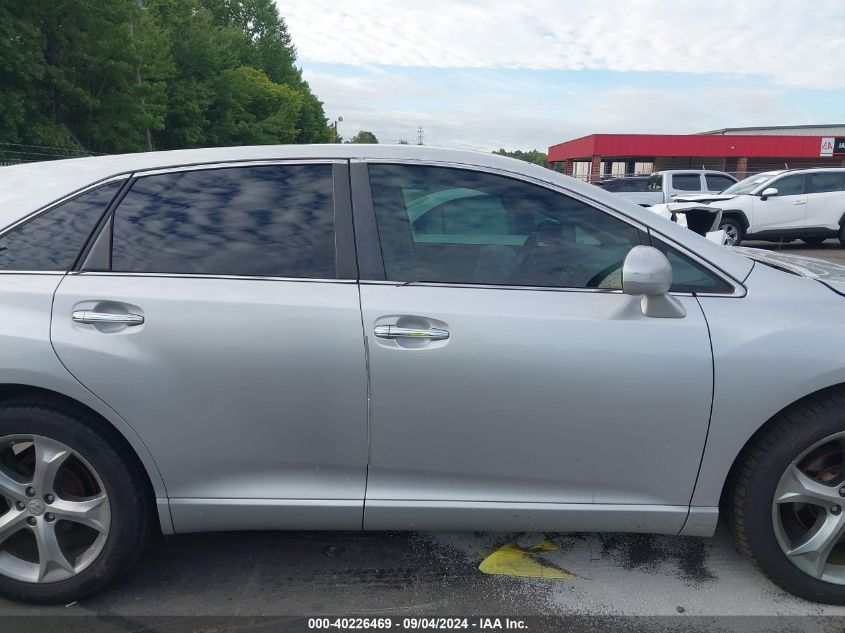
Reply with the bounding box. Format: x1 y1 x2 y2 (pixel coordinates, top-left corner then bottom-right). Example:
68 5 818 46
72 310 145 326
374 325 449 340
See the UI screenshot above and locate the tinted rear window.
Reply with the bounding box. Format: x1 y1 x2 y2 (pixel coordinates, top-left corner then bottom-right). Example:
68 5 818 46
0 180 122 271
111 165 336 278
807 172 845 194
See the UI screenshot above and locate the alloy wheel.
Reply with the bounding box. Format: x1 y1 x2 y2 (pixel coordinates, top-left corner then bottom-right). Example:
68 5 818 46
772 431 845 584
0 435 110 583
720 223 740 245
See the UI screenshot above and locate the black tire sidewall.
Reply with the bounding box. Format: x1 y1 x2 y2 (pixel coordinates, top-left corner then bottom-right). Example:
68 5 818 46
741 409 845 604
0 403 147 603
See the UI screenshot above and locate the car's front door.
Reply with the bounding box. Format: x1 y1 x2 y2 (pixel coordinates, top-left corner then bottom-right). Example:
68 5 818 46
751 173 807 232
50 161 368 531
354 162 719 532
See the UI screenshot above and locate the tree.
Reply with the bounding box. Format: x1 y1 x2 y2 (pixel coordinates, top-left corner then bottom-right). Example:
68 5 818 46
398 139 410 145
0 0 333 160
493 148 548 167
347 130 379 144
208 67 301 145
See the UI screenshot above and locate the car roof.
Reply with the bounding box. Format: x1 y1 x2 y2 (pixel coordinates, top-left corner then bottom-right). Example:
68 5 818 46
0 144 754 281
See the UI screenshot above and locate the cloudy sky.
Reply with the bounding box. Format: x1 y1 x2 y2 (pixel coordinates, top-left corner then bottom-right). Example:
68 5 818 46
279 1 845 152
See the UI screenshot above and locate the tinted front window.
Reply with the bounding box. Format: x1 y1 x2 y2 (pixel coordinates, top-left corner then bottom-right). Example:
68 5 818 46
369 164 644 289
672 174 702 191
807 172 845 194
111 165 336 278
705 175 736 192
771 174 805 196
0 180 121 271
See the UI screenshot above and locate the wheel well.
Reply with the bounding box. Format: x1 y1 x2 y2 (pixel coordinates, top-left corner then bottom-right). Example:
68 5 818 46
719 382 845 511
0 384 159 533
720 210 749 230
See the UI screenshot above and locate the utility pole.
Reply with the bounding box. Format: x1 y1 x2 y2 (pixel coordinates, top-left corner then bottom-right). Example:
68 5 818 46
417 126 425 145
332 116 344 143
129 1 153 151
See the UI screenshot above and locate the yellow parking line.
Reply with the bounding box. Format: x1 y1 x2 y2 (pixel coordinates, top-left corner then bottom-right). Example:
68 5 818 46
478 539 577 579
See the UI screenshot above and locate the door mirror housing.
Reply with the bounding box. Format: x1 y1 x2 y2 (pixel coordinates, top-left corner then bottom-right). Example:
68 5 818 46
622 246 686 319
760 187 778 201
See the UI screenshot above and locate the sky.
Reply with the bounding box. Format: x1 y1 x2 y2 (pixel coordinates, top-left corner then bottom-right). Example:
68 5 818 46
279 0 845 152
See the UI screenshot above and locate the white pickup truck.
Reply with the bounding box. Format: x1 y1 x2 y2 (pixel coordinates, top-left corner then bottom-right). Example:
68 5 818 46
615 169 737 206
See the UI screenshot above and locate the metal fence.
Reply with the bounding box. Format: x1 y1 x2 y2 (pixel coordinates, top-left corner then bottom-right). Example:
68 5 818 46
0 142 103 166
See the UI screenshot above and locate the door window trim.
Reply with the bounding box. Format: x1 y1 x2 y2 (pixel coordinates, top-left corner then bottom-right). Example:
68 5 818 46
76 160 356 281
352 159 743 297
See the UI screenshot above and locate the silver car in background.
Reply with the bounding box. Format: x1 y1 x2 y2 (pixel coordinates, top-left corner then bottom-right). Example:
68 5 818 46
1 145 845 604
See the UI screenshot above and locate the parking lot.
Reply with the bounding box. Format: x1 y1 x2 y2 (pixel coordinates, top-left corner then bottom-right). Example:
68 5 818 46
0 241 843 631
744 239 845 265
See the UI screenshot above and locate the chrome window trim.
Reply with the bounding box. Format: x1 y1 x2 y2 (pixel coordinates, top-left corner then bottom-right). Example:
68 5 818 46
357 279 706 297
355 158 744 298
68 271 356 284
0 174 130 239
0 270 67 276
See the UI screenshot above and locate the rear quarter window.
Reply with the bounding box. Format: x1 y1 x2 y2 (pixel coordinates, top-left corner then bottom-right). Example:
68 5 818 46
0 180 122 271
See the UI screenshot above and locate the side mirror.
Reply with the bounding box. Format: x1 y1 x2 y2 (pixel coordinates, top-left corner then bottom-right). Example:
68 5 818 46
760 187 778 201
622 246 687 319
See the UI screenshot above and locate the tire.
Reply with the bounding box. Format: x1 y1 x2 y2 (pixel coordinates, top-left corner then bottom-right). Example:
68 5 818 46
0 398 150 603
727 389 845 604
802 236 827 246
719 217 744 246
839 225 845 248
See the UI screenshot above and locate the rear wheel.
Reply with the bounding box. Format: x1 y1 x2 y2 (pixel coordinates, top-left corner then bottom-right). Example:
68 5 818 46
839 225 845 248
719 217 744 246
728 390 845 603
0 399 150 603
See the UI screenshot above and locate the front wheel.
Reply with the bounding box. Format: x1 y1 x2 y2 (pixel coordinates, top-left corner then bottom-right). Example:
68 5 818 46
0 399 150 603
719 218 744 246
838 225 845 248
728 390 845 603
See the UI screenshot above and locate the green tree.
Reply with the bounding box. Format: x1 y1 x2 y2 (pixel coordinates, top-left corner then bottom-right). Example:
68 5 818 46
208 67 301 145
0 0 332 159
493 148 548 167
347 130 379 144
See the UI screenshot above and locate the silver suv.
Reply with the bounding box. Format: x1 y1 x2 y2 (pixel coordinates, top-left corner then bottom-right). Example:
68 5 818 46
2 146 845 604
676 168 845 246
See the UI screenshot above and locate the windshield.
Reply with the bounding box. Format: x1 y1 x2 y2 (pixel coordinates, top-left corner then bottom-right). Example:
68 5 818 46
721 172 780 195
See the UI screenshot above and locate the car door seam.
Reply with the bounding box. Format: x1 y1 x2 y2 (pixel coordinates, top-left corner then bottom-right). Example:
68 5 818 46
679 295 717 535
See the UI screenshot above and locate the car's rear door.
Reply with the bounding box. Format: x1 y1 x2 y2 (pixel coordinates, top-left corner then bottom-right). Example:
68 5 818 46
352 161 719 533
50 161 368 532
668 173 705 199
804 171 845 231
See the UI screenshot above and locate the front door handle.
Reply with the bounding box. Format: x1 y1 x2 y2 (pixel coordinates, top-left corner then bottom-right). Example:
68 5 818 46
374 325 449 340
72 310 145 326
792 200 807 205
